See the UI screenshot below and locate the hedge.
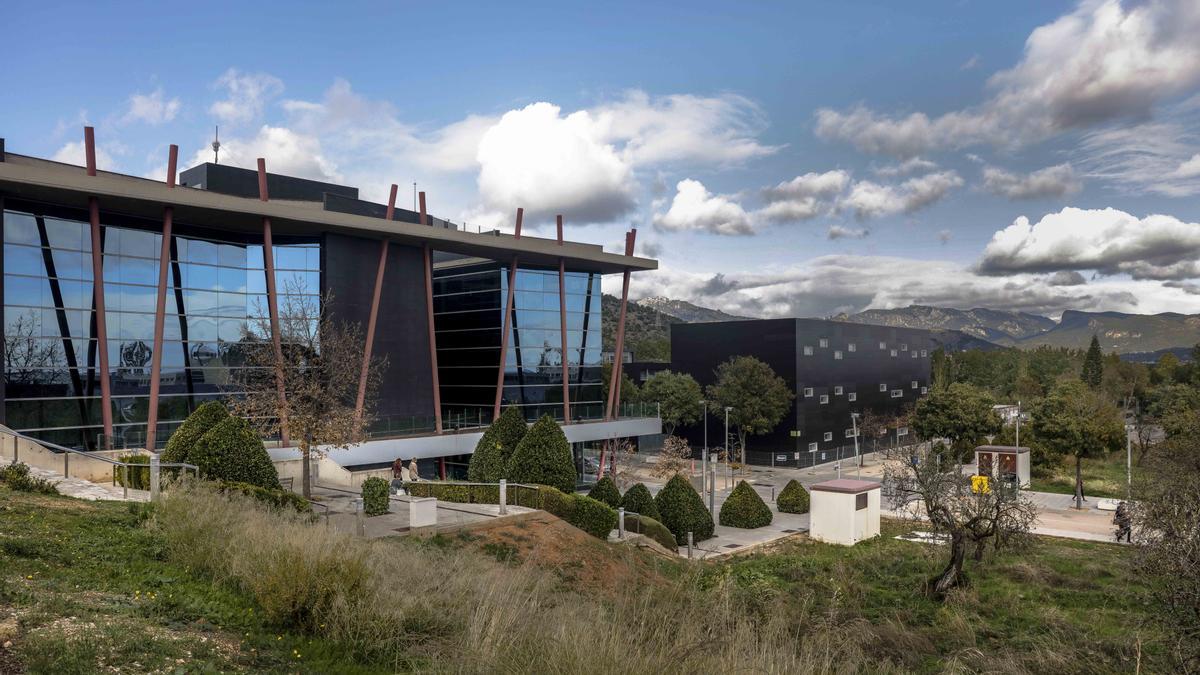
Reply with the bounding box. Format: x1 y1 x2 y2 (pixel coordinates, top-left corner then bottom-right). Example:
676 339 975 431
190 416 281 490
403 481 617 540
218 481 311 513
654 474 714 542
0 462 58 495
624 513 678 550
505 415 576 493
468 406 528 482
776 479 810 514
162 400 229 464
719 480 773 529
620 482 661 522
361 477 390 516
113 454 152 490
587 476 622 509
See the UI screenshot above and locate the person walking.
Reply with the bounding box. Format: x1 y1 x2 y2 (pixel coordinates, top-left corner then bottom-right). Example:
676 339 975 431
408 458 421 482
1113 501 1132 543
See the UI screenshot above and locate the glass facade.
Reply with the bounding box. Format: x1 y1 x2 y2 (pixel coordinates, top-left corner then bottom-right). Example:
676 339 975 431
432 262 603 423
2 206 319 450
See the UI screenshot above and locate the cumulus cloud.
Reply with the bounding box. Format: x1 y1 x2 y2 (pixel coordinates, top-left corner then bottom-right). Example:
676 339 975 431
630 255 1199 320
51 140 118 170
982 163 1082 199
1174 153 1200 178
827 225 869 240
816 0 1200 156
652 179 753 235
757 170 849 222
1048 270 1088 286
842 170 963 219
183 125 340 183
122 88 181 125
978 206 1200 279
873 157 937 178
209 68 284 125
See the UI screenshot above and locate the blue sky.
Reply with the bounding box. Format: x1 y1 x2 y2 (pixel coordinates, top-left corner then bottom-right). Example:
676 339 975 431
5 0 1200 318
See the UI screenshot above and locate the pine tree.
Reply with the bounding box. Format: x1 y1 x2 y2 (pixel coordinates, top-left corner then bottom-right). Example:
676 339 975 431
1081 335 1104 389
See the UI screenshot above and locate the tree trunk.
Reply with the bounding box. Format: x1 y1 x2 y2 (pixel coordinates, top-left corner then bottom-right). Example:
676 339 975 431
1074 454 1084 510
301 440 312 499
932 531 967 595
973 538 987 562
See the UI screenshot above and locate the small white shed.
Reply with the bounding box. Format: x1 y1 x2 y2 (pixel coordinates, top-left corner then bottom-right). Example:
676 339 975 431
974 445 1030 488
809 479 881 546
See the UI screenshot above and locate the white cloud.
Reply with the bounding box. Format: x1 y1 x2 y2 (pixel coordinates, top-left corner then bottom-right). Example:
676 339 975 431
1174 153 1200 178
842 170 963 219
51 140 118 171
1074 98 1200 196
652 179 752 235
827 225 869 240
1048 270 1088 286
122 88 181 125
209 68 284 125
816 0 1200 156
758 170 849 222
183 125 340 183
873 157 937 178
982 163 1082 199
978 206 1200 280
938 229 953 244
961 54 981 71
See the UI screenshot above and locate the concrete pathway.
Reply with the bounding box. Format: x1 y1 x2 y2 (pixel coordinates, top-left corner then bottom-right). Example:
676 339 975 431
10 463 149 502
309 484 535 538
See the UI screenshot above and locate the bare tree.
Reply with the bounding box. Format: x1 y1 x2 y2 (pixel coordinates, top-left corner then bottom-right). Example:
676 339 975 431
651 435 692 481
883 443 1038 596
4 311 64 385
233 282 388 498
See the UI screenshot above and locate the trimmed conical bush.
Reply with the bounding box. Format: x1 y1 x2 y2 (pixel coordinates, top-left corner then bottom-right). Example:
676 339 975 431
719 480 773 528
162 400 229 463
190 415 281 490
468 406 528 482
621 482 661 522
506 415 576 493
588 476 622 508
776 479 810 514
654 474 714 542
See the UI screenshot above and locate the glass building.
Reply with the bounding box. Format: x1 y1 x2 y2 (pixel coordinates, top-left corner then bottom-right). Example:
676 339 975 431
433 261 603 424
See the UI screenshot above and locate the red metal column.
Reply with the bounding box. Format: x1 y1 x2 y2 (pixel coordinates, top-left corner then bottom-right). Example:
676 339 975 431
492 208 523 421
355 184 396 424
605 229 636 420
145 144 178 453
556 215 570 423
258 159 290 448
419 192 443 433
84 127 114 448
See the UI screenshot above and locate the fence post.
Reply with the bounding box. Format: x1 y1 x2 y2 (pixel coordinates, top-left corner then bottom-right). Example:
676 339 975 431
499 479 508 515
63 450 69 478
355 499 365 536
122 465 129 501
149 454 161 502
12 435 17 465
687 531 694 560
771 485 776 502
618 507 625 539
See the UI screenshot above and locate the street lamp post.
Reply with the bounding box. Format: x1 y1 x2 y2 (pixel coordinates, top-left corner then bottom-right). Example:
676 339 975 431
851 412 861 478
724 406 732 485
700 399 709 506
1015 400 1021 448
1125 423 1133 501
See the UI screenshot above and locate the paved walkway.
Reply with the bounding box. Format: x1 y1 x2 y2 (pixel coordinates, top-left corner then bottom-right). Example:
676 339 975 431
309 484 535 538
14 463 149 502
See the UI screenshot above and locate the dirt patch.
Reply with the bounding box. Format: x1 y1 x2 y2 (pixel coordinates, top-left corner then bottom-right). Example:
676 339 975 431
461 512 676 594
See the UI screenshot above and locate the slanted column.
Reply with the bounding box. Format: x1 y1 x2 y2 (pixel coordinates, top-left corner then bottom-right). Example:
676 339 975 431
605 229 636 420
419 192 443 433
145 144 178 453
258 159 290 448
356 184 397 424
556 215 571 423
83 127 114 447
492 208 523 421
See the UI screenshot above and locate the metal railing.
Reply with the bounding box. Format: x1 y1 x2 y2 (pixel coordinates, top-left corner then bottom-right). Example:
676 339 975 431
2 428 198 500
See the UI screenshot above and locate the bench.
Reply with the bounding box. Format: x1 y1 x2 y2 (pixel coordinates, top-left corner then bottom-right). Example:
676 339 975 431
280 477 294 492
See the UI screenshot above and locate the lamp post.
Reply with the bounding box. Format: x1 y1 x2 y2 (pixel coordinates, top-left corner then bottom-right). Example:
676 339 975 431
700 399 708 505
851 412 861 478
1015 400 1021 448
724 406 732 484
1125 422 1133 501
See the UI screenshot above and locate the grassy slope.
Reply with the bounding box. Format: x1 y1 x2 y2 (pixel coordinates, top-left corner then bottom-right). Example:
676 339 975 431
1031 451 1132 499
0 486 1172 674
0 487 372 674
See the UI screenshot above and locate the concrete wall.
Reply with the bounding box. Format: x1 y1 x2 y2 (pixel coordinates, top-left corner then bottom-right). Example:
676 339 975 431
0 427 127 483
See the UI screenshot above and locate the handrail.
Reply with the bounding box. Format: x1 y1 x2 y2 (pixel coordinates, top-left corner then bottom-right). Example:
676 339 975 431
1 427 197 471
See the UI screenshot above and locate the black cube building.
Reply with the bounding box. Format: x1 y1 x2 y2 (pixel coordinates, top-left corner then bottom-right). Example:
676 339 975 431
671 318 934 467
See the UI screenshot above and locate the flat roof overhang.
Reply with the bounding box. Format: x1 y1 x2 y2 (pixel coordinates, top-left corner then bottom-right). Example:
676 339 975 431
0 154 656 275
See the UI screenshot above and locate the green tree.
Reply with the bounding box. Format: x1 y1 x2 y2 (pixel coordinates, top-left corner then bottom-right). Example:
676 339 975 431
718 480 773 528
705 356 794 461
639 371 703 436
911 382 999 455
505 415 577 493
620 482 661 521
1081 335 1104 389
776 479 810 514
468 406 528 482
654 473 714 542
601 361 640 409
1030 381 1124 509
587 476 622 508
1153 352 1182 385
162 400 230 464
190 416 281 490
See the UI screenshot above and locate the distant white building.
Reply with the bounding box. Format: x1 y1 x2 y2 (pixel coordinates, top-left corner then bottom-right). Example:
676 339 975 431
992 404 1021 426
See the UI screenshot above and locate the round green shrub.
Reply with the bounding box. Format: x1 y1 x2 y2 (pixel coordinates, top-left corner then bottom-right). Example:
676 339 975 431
361 477 390 516
162 400 229 464
587 476 622 508
505 415 576 493
468 406 528 482
776 479 810 514
719 480 773 529
219 481 311 513
654 474 714 542
190 416 281 490
620 482 661 522
625 513 678 550
568 494 619 539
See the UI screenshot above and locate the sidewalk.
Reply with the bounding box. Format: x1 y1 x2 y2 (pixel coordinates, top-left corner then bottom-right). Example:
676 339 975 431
9 463 149 502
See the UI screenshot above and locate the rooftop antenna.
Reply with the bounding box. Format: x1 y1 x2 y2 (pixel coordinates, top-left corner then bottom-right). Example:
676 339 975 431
413 182 417 211
211 126 221 164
